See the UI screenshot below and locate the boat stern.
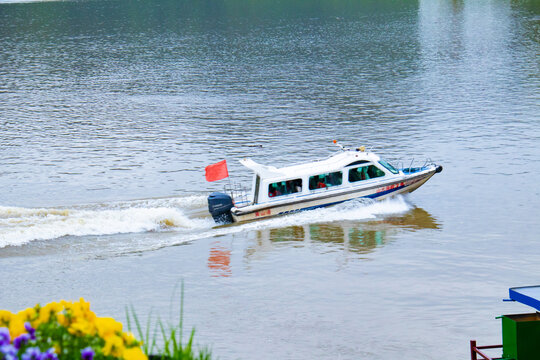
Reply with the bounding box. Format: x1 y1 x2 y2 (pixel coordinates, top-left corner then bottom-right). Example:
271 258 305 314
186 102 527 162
207 192 234 224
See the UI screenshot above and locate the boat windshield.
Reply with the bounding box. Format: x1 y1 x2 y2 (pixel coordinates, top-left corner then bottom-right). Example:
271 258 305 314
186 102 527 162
379 160 399 174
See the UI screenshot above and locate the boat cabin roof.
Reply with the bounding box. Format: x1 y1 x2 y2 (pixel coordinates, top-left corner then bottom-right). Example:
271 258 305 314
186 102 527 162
239 149 382 181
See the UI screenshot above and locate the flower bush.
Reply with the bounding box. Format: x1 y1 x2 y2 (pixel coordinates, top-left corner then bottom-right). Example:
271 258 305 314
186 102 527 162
0 299 146 360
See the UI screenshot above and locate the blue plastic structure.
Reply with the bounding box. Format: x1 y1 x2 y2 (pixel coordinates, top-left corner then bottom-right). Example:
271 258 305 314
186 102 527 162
508 286 540 311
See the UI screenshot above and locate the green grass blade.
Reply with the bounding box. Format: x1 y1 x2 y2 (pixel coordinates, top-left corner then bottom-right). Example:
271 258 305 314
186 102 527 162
179 281 184 344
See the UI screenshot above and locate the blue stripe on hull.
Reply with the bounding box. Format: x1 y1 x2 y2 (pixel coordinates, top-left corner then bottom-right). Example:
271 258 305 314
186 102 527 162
366 186 403 199
277 185 404 216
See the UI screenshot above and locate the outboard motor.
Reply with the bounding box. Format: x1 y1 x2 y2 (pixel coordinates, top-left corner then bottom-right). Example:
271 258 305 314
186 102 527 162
207 192 234 224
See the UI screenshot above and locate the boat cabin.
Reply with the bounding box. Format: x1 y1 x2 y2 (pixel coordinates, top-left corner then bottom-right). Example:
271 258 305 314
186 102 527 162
239 149 400 207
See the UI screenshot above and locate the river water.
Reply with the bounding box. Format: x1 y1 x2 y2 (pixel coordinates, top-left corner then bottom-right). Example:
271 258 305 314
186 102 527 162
1 0 539 359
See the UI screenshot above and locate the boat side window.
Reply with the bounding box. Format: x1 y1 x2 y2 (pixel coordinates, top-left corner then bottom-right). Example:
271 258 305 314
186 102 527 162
348 165 385 183
308 171 343 190
379 160 399 174
268 179 302 198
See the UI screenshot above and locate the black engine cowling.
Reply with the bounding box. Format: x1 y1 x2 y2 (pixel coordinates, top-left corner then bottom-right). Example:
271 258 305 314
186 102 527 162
207 192 234 224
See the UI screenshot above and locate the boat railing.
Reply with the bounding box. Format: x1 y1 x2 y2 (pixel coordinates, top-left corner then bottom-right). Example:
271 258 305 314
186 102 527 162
224 182 250 208
398 158 436 174
423 158 435 167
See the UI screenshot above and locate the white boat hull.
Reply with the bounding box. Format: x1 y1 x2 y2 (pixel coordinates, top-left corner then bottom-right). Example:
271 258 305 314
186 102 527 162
231 167 438 223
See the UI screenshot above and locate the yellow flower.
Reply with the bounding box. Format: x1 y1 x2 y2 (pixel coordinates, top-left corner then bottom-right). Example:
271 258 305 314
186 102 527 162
77 300 96 324
68 319 96 336
56 313 68 327
2 298 150 360
8 316 25 338
103 334 125 357
122 332 138 346
78 298 91 313
17 307 37 322
123 347 148 360
0 310 13 327
70 303 83 320
38 302 63 325
95 317 123 338
59 299 96 330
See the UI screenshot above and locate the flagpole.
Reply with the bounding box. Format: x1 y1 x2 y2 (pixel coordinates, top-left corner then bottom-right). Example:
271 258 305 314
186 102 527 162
227 170 234 203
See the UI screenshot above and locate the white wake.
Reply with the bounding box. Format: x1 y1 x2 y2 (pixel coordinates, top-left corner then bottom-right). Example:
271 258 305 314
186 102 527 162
0 195 413 250
0 196 211 248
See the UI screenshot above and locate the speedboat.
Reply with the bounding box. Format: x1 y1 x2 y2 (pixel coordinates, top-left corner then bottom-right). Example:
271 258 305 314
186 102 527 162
207 141 442 224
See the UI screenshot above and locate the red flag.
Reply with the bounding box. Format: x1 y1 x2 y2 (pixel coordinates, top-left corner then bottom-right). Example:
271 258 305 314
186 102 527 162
205 160 229 182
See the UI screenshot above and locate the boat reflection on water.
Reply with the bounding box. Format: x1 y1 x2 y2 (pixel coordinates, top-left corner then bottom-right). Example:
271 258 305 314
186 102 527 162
243 207 440 261
207 241 232 277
